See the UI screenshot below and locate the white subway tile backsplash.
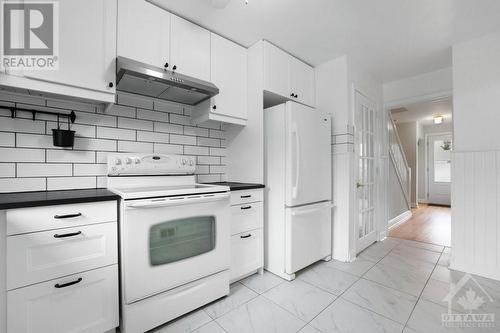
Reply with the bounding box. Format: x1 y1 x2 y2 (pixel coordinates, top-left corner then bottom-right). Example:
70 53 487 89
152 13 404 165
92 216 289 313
197 174 221 183
102 104 136 118
96 176 107 188
73 137 117 151
17 163 72 177
0 163 15 177
0 132 15 146
137 131 169 143
154 100 183 114
118 141 153 153
154 143 183 154
47 177 95 191
0 91 226 191
198 121 221 130
97 126 135 141
0 178 46 193
154 122 183 134
0 147 45 162
137 109 169 122
118 117 153 131
73 164 107 176
0 117 45 134
46 150 95 163
170 134 197 145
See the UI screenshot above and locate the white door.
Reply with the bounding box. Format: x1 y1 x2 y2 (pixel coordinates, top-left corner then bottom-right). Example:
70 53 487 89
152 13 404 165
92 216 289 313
117 0 170 69
285 202 332 274
210 33 247 120
355 91 378 252
122 193 230 304
170 15 211 81
263 41 290 98
285 102 331 207
288 57 315 107
428 134 452 205
25 0 116 93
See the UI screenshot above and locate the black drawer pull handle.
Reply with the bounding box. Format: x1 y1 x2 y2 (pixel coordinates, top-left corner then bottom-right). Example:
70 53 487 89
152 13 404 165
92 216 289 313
55 278 82 289
54 231 82 238
241 205 252 210
54 213 82 219
240 234 252 239
240 195 251 198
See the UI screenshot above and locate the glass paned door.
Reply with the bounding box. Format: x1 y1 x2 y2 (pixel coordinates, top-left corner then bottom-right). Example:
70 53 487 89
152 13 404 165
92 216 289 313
428 134 452 205
149 216 216 266
355 91 377 253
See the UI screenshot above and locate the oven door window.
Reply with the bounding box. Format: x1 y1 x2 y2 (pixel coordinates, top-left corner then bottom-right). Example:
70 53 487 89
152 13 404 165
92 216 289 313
149 216 216 266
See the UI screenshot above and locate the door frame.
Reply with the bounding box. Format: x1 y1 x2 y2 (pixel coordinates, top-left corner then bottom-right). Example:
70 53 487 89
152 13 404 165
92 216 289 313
425 131 452 205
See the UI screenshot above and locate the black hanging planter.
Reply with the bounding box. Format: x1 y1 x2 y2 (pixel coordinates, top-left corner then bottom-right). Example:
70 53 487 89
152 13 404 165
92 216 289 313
52 114 75 147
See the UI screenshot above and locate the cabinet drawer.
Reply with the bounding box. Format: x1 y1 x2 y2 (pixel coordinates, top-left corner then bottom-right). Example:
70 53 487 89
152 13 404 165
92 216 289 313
7 201 117 236
7 222 118 290
230 201 263 235
230 229 263 282
230 189 263 206
7 265 119 333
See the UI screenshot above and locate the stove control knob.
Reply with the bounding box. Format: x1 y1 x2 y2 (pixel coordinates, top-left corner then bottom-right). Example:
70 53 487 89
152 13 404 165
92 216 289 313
115 158 122 166
189 160 194 166
134 158 141 164
182 159 187 165
125 157 132 165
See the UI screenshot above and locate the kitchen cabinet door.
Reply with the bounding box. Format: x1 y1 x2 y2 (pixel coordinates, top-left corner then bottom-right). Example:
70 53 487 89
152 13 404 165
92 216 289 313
210 33 247 121
230 229 263 282
289 57 315 107
24 0 116 94
263 41 290 98
170 15 210 81
117 0 171 69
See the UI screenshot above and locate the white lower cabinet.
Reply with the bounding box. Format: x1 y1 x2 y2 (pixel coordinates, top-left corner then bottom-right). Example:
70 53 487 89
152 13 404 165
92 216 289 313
7 265 119 333
230 229 263 282
229 188 264 282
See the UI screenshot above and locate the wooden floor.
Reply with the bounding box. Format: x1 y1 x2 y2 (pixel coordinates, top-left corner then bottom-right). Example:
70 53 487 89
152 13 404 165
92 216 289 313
389 204 451 246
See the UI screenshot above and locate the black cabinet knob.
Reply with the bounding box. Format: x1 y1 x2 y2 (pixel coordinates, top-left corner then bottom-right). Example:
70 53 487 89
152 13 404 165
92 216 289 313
108 82 114 88
164 62 169 68
213 105 217 110
172 65 177 70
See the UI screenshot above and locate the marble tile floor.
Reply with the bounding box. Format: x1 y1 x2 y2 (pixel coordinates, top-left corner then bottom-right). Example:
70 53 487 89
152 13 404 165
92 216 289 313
150 238 500 333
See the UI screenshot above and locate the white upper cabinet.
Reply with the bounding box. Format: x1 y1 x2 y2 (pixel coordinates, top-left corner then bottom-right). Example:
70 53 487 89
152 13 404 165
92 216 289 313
117 0 170 69
22 0 116 100
210 33 247 122
263 42 290 98
262 41 315 107
289 57 315 107
170 15 211 81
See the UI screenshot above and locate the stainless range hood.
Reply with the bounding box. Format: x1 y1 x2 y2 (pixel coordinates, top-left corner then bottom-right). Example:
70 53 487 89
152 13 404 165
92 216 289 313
116 56 219 106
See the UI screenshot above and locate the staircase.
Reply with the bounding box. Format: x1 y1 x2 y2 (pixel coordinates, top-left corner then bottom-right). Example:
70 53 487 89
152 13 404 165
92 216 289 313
388 113 412 209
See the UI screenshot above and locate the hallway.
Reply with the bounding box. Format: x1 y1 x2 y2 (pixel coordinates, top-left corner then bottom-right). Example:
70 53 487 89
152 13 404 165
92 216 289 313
389 205 451 247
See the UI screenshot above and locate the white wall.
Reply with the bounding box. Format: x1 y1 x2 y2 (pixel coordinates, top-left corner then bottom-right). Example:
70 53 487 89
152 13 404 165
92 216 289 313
316 55 383 261
452 31 500 281
383 67 453 108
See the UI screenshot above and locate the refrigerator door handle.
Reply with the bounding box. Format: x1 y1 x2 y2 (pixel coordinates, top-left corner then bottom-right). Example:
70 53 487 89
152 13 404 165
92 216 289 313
292 123 300 199
290 202 334 216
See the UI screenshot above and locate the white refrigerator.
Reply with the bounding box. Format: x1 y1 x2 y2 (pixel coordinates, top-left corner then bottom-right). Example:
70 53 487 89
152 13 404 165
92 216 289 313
264 101 332 281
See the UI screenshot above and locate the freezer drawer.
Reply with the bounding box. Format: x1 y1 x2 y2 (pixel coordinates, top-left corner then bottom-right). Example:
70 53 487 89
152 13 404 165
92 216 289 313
285 201 332 274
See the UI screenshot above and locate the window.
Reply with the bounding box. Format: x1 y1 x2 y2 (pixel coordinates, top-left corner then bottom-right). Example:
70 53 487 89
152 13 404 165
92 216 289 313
149 216 216 266
434 139 451 182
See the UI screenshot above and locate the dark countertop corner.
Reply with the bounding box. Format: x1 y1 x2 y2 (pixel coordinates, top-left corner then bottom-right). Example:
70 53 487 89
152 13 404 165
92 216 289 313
206 182 265 191
0 188 120 210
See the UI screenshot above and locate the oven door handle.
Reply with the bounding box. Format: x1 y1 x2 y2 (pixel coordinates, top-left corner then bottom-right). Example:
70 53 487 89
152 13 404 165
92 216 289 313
125 192 230 209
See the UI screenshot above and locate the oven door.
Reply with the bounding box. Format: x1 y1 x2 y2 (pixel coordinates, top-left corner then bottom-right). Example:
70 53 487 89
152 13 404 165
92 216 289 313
122 192 230 304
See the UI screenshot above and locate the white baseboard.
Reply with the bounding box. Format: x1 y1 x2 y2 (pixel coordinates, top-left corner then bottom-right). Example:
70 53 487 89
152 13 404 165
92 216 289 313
418 198 428 204
388 210 412 230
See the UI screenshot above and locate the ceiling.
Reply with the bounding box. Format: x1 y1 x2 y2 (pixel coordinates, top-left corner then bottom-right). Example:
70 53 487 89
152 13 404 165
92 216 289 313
150 0 500 83
391 97 452 126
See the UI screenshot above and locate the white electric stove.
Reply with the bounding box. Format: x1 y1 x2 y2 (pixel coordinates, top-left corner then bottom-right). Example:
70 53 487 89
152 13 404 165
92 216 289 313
106 153 230 333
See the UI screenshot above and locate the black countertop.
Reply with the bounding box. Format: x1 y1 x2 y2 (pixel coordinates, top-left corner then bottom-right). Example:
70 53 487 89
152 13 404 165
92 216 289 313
0 188 120 210
207 182 265 191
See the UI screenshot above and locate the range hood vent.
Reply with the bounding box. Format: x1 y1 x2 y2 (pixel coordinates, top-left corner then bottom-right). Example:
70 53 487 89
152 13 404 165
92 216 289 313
116 57 219 106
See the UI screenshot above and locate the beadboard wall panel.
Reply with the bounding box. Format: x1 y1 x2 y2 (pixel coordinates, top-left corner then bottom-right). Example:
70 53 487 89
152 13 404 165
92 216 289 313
451 150 500 280
0 91 227 192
